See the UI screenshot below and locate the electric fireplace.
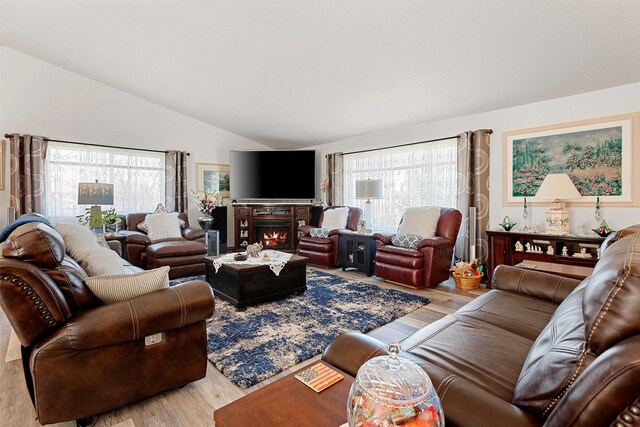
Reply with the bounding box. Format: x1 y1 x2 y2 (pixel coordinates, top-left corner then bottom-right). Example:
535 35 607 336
253 220 291 249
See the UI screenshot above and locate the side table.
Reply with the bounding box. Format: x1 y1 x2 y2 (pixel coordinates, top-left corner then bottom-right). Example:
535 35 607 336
340 231 376 276
104 232 127 260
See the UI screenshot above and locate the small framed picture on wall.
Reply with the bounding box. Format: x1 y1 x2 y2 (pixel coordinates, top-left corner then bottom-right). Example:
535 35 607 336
196 163 230 197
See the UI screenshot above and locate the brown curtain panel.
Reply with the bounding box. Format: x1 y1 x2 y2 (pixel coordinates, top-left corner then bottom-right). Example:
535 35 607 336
455 129 492 267
326 152 344 206
165 150 188 212
9 134 48 216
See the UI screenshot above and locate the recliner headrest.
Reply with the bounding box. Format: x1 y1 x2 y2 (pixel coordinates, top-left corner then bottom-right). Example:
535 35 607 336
1 222 65 268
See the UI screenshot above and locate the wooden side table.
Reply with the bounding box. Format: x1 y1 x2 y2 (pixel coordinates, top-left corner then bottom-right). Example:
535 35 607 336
340 231 376 276
214 362 352 427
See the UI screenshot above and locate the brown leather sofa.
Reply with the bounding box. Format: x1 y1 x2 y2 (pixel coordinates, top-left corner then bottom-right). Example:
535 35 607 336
0 221 215 425
297 206 362 268
323 226 640 427
120 212 207 279
374 207 462 288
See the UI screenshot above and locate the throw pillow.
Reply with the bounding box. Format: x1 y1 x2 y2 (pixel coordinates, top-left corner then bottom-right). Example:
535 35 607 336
137 203 185 232
321 207 349 231
397 207 440 238
84 266 170 304
309 228 330 238
54 221 127 276
392 234 422 249
145 212 182 241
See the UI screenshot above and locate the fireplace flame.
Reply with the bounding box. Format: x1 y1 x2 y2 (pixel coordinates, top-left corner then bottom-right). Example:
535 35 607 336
262 231 288 247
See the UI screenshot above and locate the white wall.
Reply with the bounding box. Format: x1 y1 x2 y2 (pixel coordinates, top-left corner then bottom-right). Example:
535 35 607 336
308 82 640 233
0 47 271 244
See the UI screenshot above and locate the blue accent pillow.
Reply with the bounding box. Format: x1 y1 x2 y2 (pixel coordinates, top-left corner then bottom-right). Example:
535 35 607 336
0 214 54 243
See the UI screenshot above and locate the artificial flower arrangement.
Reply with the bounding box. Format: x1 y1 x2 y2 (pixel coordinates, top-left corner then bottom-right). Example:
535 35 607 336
320 178 328 194
450 258 484 289
192 190 223 215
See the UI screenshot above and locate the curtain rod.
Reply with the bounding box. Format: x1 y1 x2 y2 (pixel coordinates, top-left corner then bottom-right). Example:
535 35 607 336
4 134 190 156
337 129 493 156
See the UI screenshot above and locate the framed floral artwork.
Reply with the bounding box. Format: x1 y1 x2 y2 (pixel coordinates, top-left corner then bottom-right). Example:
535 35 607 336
195 163 230 197
502 112 639 206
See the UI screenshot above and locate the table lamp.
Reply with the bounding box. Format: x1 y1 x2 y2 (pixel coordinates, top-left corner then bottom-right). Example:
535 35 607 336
78 180 114 232
535 173 581 235
355 179 382 233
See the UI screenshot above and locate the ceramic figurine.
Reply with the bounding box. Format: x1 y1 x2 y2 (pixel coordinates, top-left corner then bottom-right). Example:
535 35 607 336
515 241 524 252
525 242 531 252
562 246 568 256
547 245 554 255
531 224 540 234
597 247 601 259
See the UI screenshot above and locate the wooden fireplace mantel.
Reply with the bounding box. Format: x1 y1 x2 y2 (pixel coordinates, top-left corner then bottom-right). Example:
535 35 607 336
233 204 317 251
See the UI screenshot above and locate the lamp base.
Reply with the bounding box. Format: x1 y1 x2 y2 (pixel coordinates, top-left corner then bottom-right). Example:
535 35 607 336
544 202 570 235
89 205 103 233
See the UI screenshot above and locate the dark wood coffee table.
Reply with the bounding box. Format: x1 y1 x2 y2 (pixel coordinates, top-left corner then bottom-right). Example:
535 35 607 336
214 362 352 427
204 254 308 309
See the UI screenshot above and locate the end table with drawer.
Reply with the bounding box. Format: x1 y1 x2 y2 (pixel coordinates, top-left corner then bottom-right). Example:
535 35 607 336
340 231 376 276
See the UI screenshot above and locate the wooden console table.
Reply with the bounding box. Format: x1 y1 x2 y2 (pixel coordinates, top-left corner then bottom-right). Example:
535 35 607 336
486 230 604 287
214 362 352 427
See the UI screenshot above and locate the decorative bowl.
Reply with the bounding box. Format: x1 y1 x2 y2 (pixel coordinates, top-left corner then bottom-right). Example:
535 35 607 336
499 222 516 231
592 228 614 238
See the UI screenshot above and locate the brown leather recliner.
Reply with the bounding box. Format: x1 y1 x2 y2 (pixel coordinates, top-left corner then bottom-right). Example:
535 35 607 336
323 226 640 427
0 221 215 425
373 207 462 288
297 206 362 268
120 212 207 279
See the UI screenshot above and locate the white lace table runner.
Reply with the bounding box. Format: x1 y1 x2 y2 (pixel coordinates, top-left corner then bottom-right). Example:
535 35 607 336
212 251 293 276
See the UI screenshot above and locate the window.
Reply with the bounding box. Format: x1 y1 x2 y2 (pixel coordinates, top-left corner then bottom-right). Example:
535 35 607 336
343 138 457 231
46 142 166 218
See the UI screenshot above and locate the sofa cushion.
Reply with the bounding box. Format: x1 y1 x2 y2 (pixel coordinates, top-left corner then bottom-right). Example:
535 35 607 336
298 237 333 252
146 240 207 258
84 266 170 304
391 233 422 249
397 207 440 238
512 280 594 418
145 212 182 242
321 207 349 231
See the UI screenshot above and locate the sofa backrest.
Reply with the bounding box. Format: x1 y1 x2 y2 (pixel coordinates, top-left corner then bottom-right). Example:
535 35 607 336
514 228 640 425
0 222 101 346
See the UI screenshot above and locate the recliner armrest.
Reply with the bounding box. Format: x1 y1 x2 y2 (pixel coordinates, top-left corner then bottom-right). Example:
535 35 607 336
182 226 205 240
65 280 214 350
298 224 314 236
492 264 582 304
416 236 454 249
373 232 394 244
120 230 151 245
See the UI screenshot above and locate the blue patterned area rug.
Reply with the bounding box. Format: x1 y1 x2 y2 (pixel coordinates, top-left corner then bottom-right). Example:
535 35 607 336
171 270 429 388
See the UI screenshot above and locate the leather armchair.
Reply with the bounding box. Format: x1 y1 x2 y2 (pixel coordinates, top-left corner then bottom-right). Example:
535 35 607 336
374 207 461 288
297 206 362 268
120 212 207 279
0 221 215 425
323 226 640 427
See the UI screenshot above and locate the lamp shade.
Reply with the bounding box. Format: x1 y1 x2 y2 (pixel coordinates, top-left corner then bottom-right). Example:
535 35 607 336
355 179 382 199
535 173 581 200
77 181 114 205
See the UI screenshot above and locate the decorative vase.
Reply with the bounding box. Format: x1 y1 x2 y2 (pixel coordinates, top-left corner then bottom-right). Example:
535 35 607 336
198 214 214 231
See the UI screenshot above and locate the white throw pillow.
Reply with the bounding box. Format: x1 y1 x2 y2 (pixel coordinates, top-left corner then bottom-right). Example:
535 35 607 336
84 266 170 304
397 207 441 239
321 207 349 231
54 221 126 276
145 212 183 241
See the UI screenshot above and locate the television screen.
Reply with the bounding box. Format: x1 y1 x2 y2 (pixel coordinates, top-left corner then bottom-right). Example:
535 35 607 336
230 150 316 200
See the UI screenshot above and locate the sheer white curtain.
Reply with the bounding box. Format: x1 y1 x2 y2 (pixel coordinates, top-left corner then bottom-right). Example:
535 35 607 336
45 142 166 218
343 138 457 231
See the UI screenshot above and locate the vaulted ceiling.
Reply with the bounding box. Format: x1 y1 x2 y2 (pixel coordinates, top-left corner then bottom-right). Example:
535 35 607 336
1 1 639 149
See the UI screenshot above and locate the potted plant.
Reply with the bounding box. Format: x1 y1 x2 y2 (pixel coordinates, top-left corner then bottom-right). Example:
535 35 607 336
77 207 120 234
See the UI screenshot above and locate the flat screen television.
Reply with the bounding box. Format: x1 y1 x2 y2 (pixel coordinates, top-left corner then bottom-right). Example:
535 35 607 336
230 150 316 200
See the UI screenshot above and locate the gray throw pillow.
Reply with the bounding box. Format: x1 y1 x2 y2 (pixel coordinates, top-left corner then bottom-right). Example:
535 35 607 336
392 234 422 249
310 228 330 238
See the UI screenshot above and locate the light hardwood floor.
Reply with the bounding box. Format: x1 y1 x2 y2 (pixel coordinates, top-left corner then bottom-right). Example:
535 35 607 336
0 268 487 427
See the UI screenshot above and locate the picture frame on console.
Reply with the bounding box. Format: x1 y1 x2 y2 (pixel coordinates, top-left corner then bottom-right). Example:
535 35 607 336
196 163 230 197
502 112 640 207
